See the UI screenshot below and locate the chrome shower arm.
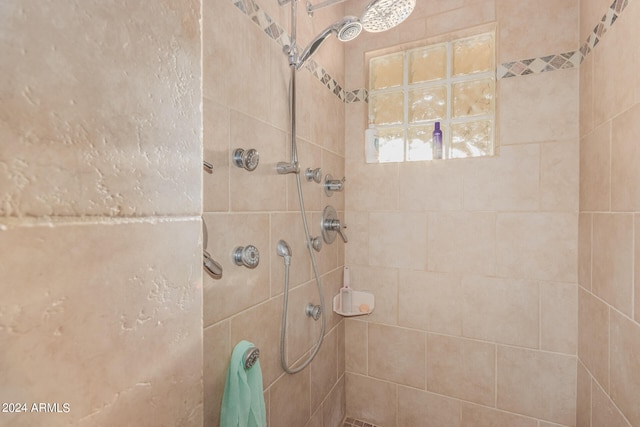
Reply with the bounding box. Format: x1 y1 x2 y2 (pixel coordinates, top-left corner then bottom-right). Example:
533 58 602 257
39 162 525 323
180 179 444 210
278 0 349 13
306 0 349 15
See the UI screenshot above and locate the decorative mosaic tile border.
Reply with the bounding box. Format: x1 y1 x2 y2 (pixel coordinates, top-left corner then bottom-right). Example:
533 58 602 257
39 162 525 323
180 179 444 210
231 0 633 98
580 0 630 59
342 416 379 427
497 51 581 78
499 0 633 78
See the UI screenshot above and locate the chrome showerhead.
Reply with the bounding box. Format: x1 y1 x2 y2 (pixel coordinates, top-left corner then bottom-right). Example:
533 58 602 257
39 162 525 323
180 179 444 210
336 18 363 41
296 16 362 70
361 0 416 33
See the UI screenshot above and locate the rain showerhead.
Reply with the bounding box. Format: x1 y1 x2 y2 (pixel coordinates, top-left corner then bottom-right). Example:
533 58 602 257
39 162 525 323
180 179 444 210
361 0 416 33
296 16 362 70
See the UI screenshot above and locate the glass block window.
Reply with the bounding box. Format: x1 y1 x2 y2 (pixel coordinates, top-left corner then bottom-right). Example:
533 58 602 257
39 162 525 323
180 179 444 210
368 31 495 162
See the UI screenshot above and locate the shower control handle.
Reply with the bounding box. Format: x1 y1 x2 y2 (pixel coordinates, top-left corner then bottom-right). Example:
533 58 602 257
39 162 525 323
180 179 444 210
321 205 348 244
324 174 345 196
326 219 348 243
337 223 348 243
305 167 323 183
233 245 260 268
233 148 260 171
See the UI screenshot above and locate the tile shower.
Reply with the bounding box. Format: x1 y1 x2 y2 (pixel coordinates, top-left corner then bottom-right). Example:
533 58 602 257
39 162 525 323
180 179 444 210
1 0 639 426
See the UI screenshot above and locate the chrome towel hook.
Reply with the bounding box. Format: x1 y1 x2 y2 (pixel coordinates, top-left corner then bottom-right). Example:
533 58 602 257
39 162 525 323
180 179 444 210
243 346 260 370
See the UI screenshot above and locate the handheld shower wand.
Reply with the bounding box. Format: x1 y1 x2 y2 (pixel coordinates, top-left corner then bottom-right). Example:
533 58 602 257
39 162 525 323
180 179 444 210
295 16 362 70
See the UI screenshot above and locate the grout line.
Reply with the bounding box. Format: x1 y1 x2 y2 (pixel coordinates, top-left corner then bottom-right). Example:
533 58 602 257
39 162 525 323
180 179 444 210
539 281 543 351
494 342 498 408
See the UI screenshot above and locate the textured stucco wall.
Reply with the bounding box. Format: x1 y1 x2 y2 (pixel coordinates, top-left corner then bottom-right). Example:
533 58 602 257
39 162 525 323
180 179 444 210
0 1 203 426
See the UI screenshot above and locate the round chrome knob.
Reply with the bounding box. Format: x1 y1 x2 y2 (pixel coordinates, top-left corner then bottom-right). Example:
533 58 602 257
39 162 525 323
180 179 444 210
305 167 322 183
233 148 259 171
233 245 260 268
305 303 322 321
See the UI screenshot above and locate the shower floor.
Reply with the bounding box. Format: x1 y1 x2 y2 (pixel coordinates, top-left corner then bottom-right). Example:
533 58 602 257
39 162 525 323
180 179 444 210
342 417 379 427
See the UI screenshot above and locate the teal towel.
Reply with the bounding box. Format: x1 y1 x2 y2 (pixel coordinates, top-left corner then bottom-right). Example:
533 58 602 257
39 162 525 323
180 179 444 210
219 340 267 427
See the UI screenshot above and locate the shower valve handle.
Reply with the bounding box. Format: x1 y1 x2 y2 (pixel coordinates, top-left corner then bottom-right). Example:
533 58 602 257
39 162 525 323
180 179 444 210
321 205 348 244
327 219 348 243
324 174 345 196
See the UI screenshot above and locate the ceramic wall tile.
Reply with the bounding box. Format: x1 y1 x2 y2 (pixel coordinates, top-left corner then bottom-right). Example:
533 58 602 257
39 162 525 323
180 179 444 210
204 321 230 427
229 298 284 389
310 327 338 413
609 310 640 427
592 0 639 126
398 161 464 211
611 103 640 211
462 276 539 348
345 373 397 427
345 319 368 375
591 213 633 317
576 361 592 427
426 1 496 38
368 212 427 270
578 288 610 392
497 346 576 425
269 366 311 427
592 379 632 427
202 213 271 325
398 386 462 427
497 0 578 62
496 213 577 283
498 69 578 145
427 212 496 275
462 144 539 211
398 270 462 335
229 111 287 212
461 403 537 427
579 121 611 212
540 282 578 355
578 213 593 291
368 323 425 389
426 334 496 406
540 139 579 212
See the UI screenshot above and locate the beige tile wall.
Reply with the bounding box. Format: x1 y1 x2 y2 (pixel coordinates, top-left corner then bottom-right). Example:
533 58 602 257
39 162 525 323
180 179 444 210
203 1 347 426
579 0 640 424
343 0 580 425
4 0 637 425
0 1 203 426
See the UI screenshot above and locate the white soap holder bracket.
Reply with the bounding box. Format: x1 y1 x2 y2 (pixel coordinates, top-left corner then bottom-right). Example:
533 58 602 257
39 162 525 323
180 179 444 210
333 290 375 317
